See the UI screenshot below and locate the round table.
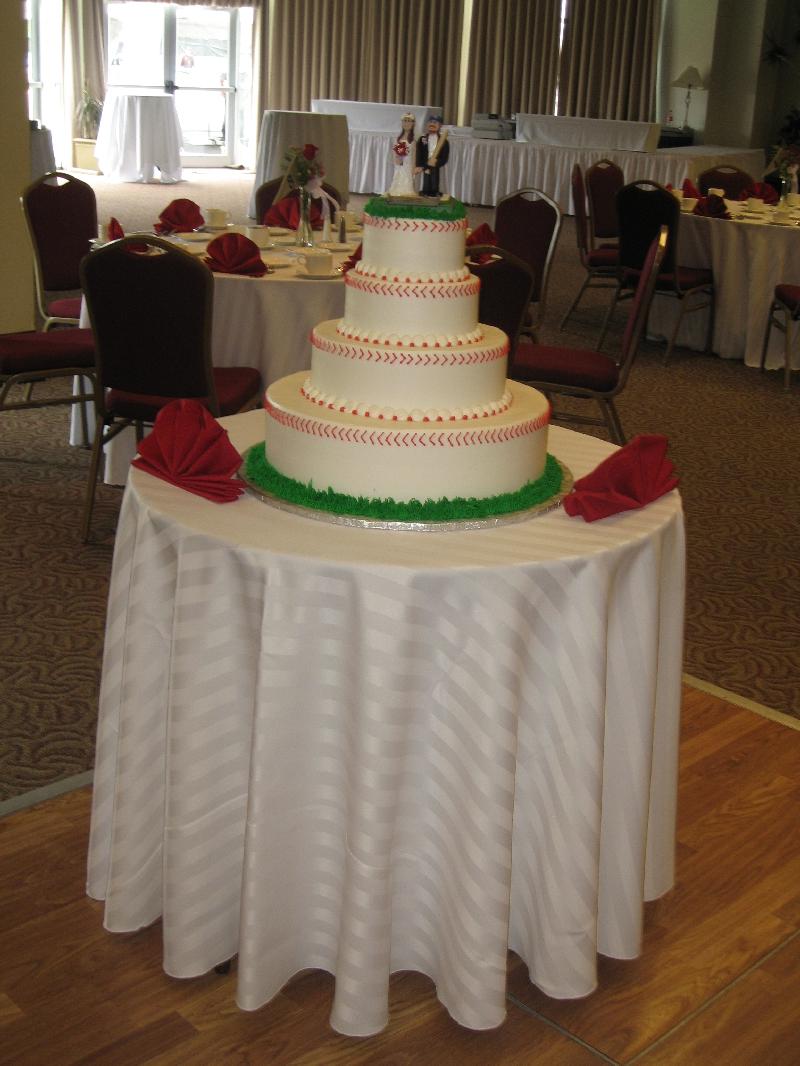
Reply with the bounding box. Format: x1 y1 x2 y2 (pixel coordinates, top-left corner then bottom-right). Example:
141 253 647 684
96 90 183 184
87 410 685 1036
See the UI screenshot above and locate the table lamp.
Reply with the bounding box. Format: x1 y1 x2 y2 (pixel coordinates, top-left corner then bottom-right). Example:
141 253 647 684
671 66 704 131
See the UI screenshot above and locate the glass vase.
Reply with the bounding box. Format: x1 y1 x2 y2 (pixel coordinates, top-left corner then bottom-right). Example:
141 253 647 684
295 188 314 247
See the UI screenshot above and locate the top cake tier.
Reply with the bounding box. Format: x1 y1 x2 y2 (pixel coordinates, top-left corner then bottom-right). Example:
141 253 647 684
360 197 468 279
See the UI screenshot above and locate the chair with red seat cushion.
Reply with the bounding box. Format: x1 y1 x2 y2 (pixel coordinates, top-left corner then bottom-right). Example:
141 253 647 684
760 284 800 390
21 171 98 330
466 245 535 363
493 187 562 342
79 234 263 541
507 229 667 444
697 165 754 199
585 158 624 248
0 328 96 444
597 180 714 364
561 163 620 330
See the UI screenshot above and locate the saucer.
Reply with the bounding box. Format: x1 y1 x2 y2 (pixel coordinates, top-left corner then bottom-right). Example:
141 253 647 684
203 224 232 233
296 270 341 280
268 227 292 236
181 231 210 242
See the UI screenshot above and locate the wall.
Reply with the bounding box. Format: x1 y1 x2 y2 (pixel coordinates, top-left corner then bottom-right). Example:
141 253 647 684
658 0 718 138
0 2 35 331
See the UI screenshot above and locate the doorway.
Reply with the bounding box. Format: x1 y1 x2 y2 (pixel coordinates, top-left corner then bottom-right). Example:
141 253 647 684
106 2 254 168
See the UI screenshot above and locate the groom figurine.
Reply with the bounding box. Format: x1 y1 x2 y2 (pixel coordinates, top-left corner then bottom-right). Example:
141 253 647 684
416 116 449 196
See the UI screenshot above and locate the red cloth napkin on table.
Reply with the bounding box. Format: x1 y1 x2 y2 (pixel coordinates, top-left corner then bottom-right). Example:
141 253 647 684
263 192 324 230
466 223 498 263
738 183 779 206
131 399 245 502
204 232 267 276
693 194 730 219
681 178 700 199
154 199 205 234
562 434 679 522
107 217 124 240
341 242 362 274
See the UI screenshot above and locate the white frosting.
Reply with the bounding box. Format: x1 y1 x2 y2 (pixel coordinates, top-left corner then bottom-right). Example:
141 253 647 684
311 320 509 411
302 376 513 422
341 271 479 339
266 374 550 502
362 213 467 276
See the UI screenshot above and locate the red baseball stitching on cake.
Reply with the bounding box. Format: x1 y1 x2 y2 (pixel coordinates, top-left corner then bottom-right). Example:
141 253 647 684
267 401 546 444
311 329 507 365
345 274 480 299
365 216 466 234
335 325 483 347
300 382 513 420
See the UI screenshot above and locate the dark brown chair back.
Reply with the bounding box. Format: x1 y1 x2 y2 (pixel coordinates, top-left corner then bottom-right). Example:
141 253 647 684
618 227 668 384
585 159 624 241
80 235 220 413
494 187 561 307
571 163 590 262
617 181 679 279
22 171 97 298
467 246 536 364
697 165 753 198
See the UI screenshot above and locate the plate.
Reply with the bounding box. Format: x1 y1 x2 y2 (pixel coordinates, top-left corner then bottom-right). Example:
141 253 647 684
262 256 292 269
295 270 342 280
203 224 232 232
268 227 292 236
181 231 210 242
323 242 354 251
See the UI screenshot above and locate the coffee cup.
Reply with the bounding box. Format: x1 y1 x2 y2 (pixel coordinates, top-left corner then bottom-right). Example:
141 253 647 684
297 249 334 276
707 187 725 199
681 197 698 213
205 207 229 228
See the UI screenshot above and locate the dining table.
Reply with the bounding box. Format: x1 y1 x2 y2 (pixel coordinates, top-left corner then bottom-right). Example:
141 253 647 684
69 229 355 484
95 89 183 184
647 199 800 371
87 408 685 1037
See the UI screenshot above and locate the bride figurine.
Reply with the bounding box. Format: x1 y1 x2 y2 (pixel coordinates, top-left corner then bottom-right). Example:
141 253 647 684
387 113 418 197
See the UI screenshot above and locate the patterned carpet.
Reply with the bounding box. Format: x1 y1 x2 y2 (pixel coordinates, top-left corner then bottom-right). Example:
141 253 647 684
0 170 798 801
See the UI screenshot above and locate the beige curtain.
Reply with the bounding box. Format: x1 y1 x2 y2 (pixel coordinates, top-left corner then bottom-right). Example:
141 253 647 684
463 0 561 121
64 0 106 138
269 0 463 120
558 0 659 121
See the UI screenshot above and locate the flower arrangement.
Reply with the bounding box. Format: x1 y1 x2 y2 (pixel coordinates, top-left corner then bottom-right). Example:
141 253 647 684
282 143 324 189
393 140 410 158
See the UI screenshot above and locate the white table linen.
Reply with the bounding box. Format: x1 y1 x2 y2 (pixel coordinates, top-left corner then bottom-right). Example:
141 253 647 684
249 111 350 218
96 90 183 184
87 410 685 1037
347 130 764 210
647 204 800 369
312 98 438 133
71 254 347 483
516 114 661 153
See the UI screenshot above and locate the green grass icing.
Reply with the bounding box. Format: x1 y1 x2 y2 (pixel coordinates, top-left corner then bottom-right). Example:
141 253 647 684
364 196 467 222
243 444 563 523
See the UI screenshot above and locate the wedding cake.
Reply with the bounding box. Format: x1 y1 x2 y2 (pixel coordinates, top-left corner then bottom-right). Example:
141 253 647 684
251 197 559 521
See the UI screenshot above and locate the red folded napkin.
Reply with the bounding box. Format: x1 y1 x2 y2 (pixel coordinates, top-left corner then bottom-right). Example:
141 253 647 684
204 232 267 276
131 399 245 502
263 192 324 230
681 178 700 199
154 199 205 235
107 217 124 240
738 183 779 206
341 241 362 274
466 223 498 263
693 194 730 219
562 434 678 522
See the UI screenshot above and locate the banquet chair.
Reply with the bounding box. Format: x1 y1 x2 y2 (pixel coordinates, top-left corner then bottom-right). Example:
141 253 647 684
254 178 343 224
760 284 800 390
466 246 535 362
79 234 263 542
560 163 620 330
493 187 561 342
508 228 667 444
697 165 754 199
598 180 714 364
585 158 624 248
21 171 98 330
0 329 95 445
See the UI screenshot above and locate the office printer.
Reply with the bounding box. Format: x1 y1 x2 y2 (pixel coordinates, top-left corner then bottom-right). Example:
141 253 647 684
471 113 515 139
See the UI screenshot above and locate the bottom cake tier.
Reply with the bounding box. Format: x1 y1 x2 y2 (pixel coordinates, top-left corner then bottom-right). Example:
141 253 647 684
263 372 551 504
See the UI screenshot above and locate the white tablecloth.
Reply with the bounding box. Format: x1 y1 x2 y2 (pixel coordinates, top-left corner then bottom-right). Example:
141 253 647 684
516 114 661 153
647 204 800 369
312 98 438 133
347 130 765 211
249 111 350 217
87 410 685 1037
96 90 183 184
71 249 347 483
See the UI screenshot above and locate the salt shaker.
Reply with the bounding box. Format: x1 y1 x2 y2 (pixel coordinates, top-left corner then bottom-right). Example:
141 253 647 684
338 214 347 243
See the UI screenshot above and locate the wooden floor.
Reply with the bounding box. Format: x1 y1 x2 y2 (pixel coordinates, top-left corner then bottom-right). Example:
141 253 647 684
1 684 798 1065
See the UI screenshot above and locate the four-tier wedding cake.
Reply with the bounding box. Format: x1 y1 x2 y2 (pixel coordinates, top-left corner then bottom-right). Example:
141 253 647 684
247 196 560 521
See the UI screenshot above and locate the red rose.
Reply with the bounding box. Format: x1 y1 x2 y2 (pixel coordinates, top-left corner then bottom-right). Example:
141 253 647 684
302 143 318 161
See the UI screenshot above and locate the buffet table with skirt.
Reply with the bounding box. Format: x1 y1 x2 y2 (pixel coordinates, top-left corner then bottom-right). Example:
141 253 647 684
86 410 685 1037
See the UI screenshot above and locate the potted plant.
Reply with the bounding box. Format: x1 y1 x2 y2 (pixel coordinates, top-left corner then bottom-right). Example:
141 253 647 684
73 85 103 171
